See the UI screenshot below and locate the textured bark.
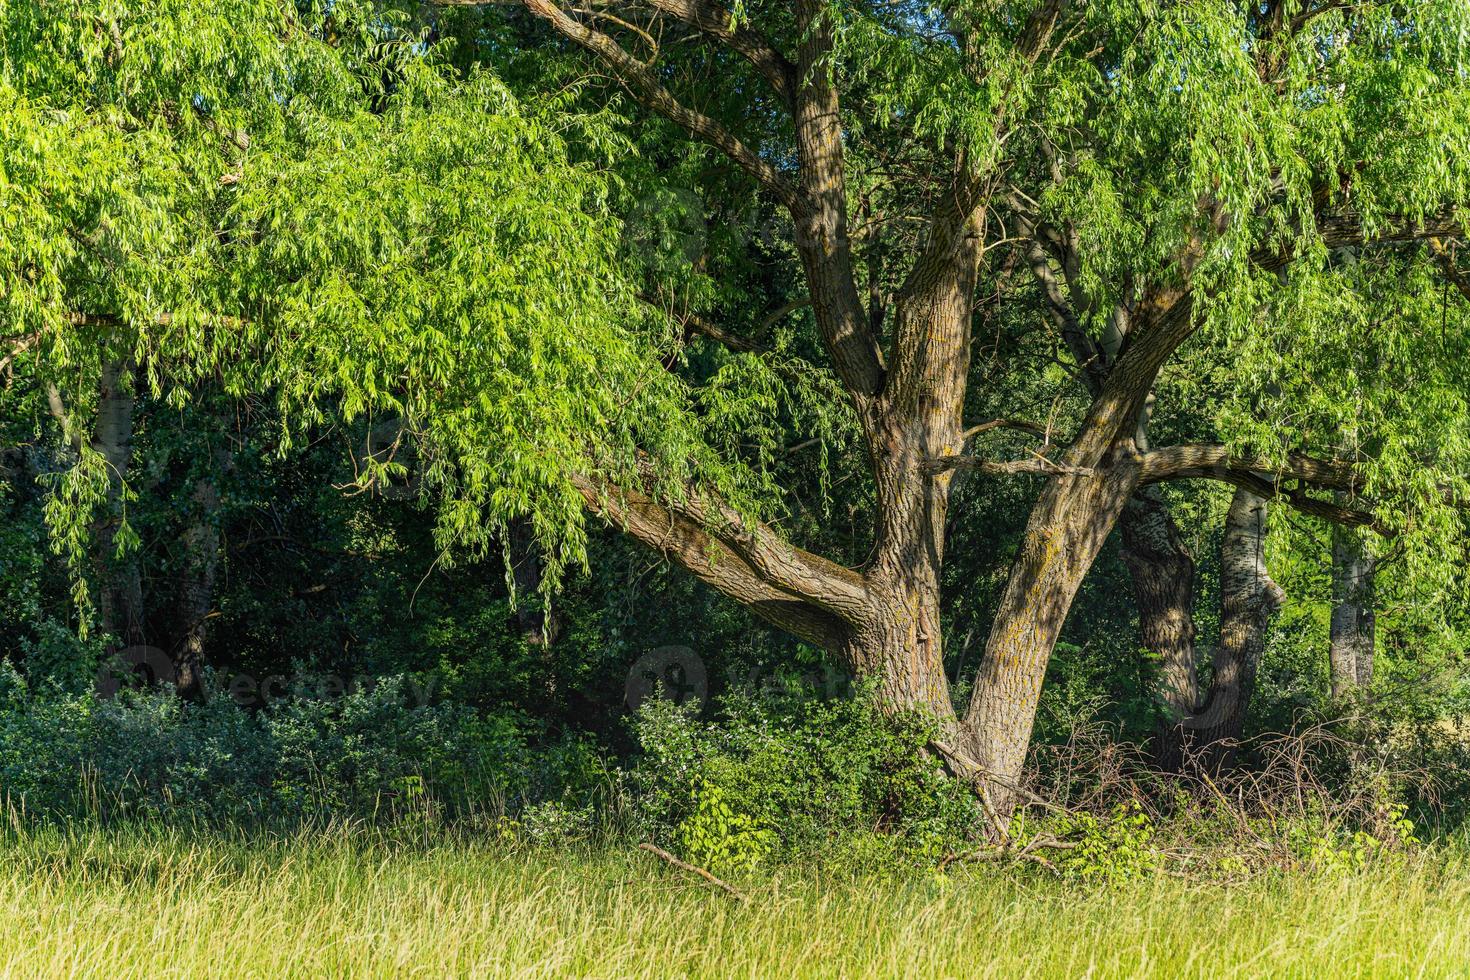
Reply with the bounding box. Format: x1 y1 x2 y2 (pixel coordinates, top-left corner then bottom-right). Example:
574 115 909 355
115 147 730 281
1329 522 1376 699
1120 488 1199 722
91 360 146 647
959 456 1145 807
512 0 1442 817
1154 489 1285 770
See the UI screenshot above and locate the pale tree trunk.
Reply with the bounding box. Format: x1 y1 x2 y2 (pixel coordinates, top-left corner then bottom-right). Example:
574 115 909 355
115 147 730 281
1170 488 1284 768
91 360 146 647
1329 521 1376 699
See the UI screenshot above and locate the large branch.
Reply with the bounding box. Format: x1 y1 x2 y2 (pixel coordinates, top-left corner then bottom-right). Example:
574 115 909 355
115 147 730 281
1140 444 1384 531
578 453 870 615
1139 444 1364 492
571 472 852 648
519 0 809 216
636 0 796 108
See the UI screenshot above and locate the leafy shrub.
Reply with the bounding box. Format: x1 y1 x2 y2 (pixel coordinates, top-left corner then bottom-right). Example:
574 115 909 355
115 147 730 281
0 671 601 829
677 778 775 874
631 685 983 868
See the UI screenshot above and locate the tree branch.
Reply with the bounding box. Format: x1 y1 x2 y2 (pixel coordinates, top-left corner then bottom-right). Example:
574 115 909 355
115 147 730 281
924 454 1092 478
1139 444 1364 492
519 0 809 216
572 460 870 638
1140 444 1385 531
635 0 796 108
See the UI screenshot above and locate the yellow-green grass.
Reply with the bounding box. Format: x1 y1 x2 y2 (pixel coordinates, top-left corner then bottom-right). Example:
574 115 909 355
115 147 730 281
1 824 1468 978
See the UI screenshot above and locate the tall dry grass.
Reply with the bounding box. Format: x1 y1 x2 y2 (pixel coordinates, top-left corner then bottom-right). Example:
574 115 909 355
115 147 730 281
2 820 1468 978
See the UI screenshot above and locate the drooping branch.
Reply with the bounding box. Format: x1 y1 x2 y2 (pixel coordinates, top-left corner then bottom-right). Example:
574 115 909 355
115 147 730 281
1079 207 1468 457
576 453 870 616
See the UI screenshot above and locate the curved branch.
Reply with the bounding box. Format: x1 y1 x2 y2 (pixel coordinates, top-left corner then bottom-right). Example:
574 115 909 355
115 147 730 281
635 0 796 108
1140 444 1384 531
519 0 809 216
571 471 853 649
1139 444 1364 492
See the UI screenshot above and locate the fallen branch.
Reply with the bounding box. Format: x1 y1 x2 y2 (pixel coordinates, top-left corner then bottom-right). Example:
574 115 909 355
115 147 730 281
637 842 748 901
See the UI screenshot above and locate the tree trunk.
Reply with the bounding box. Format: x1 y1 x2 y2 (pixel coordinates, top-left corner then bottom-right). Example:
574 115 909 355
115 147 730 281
959 459 1143 807
91 360 145 648
173 445 231 700
1329 522 1376 699
1120 488 1198 723
1177 488 1284 767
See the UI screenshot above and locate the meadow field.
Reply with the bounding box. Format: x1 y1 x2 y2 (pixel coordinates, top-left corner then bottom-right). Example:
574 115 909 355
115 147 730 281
2 824 1468 979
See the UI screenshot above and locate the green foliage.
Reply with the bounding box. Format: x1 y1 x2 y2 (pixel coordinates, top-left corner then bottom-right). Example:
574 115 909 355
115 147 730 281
0 678 601 827
676 778 775 875
1021 803 1162 883
632 688 983 868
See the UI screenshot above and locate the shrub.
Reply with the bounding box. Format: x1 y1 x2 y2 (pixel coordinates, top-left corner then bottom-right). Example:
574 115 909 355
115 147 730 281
630 685 983 869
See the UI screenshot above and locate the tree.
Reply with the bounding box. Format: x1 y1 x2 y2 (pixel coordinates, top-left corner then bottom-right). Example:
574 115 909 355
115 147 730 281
463 0 1470 806
8 1 1470 811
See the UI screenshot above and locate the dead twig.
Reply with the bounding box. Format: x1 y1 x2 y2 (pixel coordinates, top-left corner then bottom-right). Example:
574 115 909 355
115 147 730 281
637 842 748 902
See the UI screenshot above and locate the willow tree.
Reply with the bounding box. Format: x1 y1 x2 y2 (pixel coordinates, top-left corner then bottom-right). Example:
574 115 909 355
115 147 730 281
421 0 1468 804
9 0 1470 807
0 1 654 678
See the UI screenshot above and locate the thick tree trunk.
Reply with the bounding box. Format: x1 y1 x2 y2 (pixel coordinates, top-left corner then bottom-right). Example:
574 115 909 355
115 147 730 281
1120 488 1198 722
91 360 145 647
959 460 1143 806
1329 522 1376 699
849 227 980 724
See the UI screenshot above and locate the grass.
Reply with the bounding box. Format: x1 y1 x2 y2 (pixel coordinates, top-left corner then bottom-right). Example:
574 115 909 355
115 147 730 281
1 823 1469 978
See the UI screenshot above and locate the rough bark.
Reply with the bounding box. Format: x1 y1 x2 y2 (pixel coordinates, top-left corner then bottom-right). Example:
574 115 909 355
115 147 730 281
958 457 1144 806
1120 487 1199 723
1194 491 1284 745
510 0 1452 815
1329 522 1376 699
1153 488 1285 770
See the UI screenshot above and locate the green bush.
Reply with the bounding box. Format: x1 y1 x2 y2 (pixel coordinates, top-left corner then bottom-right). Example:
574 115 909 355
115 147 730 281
631 685 983 869
0 669 602 828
